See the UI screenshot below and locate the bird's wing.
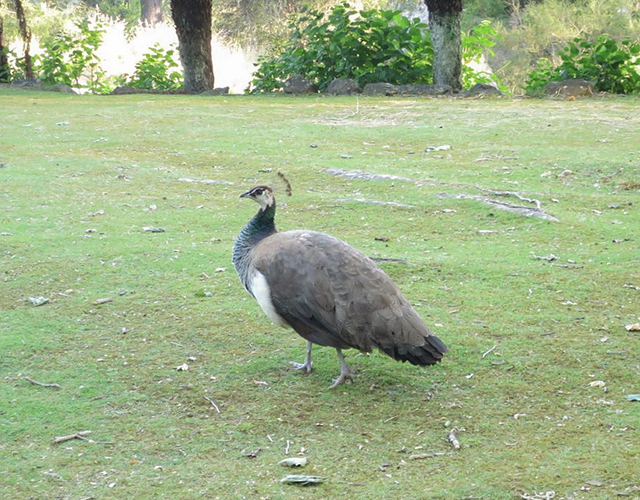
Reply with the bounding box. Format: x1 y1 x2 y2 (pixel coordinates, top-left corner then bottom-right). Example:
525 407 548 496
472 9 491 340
251 230 444 362
251 231 350 348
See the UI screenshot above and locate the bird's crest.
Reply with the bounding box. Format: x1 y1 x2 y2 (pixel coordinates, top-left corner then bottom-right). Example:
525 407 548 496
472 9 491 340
275 171 292 197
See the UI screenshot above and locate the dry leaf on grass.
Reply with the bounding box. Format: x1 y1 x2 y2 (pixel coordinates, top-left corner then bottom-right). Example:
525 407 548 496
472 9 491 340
29 296 49 306
280 474 325 485
278 457 308 467
93 297 113 305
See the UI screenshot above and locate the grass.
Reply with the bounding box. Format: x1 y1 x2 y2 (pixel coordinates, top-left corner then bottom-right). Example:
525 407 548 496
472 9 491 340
1 89 639 500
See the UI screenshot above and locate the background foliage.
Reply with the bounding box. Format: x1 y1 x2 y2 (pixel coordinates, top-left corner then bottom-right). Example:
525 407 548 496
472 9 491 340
116 43 183 91
249 3 434 92
35 21 108 93
525 35 640 95
1 0 640 93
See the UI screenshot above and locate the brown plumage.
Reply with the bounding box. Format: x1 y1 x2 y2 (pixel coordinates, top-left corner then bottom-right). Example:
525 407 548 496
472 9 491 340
232 185 447 388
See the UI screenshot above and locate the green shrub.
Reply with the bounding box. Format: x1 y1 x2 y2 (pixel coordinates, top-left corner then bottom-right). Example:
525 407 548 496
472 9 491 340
117 44 183 91
525 34 640 95
462 20 506 91
248 3 434 92
249 3 504 93
34 21 110 93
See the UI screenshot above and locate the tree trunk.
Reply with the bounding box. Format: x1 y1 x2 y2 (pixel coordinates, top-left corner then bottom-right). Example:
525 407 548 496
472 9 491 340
141 0 163 26
424 0 462 91
14 0 34 79
170 0 214 93
0 14 10 82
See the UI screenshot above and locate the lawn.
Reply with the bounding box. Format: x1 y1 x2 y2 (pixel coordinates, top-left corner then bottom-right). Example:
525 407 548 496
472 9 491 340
1 88 639 500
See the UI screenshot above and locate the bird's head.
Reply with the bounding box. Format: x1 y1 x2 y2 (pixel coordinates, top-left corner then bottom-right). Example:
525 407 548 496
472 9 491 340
240 185 275 212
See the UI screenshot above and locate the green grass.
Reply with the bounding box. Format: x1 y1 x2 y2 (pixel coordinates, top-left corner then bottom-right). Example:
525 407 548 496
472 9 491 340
1 89 639 500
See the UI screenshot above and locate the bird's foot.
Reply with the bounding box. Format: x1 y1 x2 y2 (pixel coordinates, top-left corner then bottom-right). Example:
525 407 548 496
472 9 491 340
289 360 313 374
328 370 354 389
329 348 354 389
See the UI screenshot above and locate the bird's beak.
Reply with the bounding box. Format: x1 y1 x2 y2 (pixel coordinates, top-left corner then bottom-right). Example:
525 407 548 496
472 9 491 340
239 190 251 199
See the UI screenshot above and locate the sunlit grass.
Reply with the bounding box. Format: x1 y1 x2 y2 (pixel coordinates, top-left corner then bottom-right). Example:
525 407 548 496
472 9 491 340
1 90 639 499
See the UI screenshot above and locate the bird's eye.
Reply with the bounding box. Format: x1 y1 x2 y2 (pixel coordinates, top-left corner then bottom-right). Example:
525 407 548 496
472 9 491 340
254 188 264 196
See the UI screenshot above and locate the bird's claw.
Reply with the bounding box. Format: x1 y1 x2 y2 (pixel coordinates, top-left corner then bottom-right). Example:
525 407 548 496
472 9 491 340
289 361 313 374
328 371 354 389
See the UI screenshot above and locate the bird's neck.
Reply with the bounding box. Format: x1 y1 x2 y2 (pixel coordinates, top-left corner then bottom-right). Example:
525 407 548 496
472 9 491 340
233 202 277 268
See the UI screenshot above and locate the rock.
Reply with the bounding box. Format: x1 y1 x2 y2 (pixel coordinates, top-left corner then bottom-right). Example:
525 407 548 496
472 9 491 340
111 86 152 95
325 78 360 95
396 84 453 96
461 83 502 97
51 83 76 93
11 79 75 93
11 78 46 90
200 87 230 95
362 82 398 96
545 79 595 98
283 75 318 94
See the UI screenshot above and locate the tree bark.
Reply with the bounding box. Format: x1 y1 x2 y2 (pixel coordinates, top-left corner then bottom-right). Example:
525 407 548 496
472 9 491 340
0 13 9 82
14 0 34 79
170 0 214 93
424 0 462 91
141 0 163 26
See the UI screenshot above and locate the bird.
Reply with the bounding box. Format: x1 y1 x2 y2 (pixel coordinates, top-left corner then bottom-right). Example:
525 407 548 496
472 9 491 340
232 183 447 388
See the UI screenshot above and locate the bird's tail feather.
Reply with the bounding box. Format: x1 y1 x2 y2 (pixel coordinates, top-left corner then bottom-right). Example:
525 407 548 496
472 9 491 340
384 335 448 366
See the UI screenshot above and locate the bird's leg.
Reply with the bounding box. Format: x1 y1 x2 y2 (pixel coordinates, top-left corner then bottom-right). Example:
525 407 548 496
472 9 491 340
289 341 313 374
328 349 354 389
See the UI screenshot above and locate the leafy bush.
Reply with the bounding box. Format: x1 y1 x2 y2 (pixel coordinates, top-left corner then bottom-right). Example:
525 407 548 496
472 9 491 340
248 3 433 92
117 44 183 91
249 3 504 93
525 34 640 95
493 0 640 93
34 21 109 93
461 20 506 91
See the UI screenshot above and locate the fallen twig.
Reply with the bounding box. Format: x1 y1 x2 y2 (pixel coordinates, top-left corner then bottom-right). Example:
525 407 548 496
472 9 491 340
482 345 497 358
485 190 542 209
448 428 461 450
52 431 114 445
336 197 415 208
533 254 557 261
24 376 61 388
409 452 445 460
204 396 220 413
371 257 411 265
52 431 92 444
285 439 291 455
440 193 559 222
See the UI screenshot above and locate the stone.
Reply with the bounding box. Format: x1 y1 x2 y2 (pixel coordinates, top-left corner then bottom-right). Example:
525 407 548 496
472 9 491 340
51 83 76 93
283 75 318 94
545 79 595 98
325 78 360 95
111 86 151 95
396 84 453 96
461 83 502 97
200 87 230 95
11 79 75 93
11 78 45 89
362 82 398 96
